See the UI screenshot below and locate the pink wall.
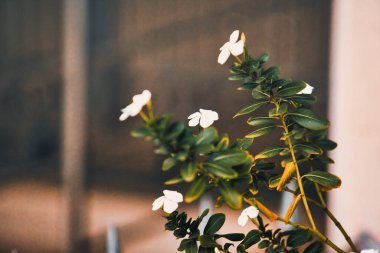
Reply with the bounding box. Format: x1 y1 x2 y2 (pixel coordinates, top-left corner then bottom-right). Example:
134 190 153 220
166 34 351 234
329 0 380 248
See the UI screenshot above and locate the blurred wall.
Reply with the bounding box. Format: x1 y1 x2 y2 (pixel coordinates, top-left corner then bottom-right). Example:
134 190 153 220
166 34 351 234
329 0 380 247
88 0 331 195
0 0 331 252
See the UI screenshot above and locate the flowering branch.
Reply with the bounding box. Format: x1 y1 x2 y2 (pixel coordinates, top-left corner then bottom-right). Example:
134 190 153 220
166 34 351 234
119 30 378 253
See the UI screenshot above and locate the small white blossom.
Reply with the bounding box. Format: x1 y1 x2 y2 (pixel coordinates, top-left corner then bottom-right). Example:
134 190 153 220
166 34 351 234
361 250 379 253
238 206 259 227
218 30 245 65
119 90 152 121
188 109 219 128
298 83 314 94
152 190 183 213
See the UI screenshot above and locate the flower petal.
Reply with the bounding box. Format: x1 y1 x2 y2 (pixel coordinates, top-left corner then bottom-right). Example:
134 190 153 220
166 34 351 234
238 212 249 227
188 112 201 119
133 90 152 106
200 117 215 128
229 40 244 56
229 30 240 43
200 109 219 121
152 196 165 211
129 103 143 116
164 190 183 202
218 49 231 65
298 83 314 94
189 116 200 127
163 199 179 213
245 206 259 219
220 41 231 51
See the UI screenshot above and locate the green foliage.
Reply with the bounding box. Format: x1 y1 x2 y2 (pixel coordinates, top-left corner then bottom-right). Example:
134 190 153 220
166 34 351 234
130 40 348 253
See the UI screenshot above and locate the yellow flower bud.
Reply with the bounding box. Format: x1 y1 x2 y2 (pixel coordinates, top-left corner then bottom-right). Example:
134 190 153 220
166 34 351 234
284 194 302 223
276 162 296 191
253 199 278 221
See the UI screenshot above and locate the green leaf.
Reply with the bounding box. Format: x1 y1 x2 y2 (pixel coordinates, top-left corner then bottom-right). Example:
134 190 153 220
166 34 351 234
315 139 337 151
286 229 312 248
245 125 276 139
185 240 198 253
287 94 317 106
229 73 249 81
204 213 225 235
165 122 185 140
288 108 330 130
162 157 177 171
199 235 219 247
203 163 238 179
294 143 323 156
215 233 245 241
268 174 282 189
258 240 270 249
304 241 323 253
252 86 270 99
254 161 276 170
258 52 270 63
234 101 268 118
242 230 261 248
218 180 242 210
263 67 279 80
178 239 194 251
196 144 215 154
198 246 214 253
255 146 285 159
216 135 230 151
247 117 276 127
131 127 152 138
196 127 218 146
164 177 183 185
303 171 342 190
277 81 306 97
185 177 207 203
209 149 248 167
235 138 254 150
180 162 197 182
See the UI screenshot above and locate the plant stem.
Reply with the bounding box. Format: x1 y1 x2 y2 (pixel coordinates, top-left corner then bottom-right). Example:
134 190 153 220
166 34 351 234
147 100 154 119
280 115 317 230
277 217 345 253
139 111 149 122
314 183 358 252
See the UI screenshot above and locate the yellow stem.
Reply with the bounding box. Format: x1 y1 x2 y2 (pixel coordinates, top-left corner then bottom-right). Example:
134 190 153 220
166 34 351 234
281 116 317 230
146 100 154 119
234 55 242 64
139 111 149 122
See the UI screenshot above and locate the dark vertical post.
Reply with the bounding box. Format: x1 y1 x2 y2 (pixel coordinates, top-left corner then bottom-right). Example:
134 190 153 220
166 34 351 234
61 0 88 252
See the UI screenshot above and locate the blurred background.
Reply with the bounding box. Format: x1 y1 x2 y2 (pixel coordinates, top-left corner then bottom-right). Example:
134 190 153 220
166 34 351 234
0 0 379 252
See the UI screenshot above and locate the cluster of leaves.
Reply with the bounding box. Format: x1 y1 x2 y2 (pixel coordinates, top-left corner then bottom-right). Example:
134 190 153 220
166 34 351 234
132 114 256 210
229 50 342 195
165 209 323 253
165 209 245 253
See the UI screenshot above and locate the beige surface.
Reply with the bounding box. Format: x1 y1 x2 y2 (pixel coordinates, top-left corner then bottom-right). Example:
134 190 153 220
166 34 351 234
329 0 380 249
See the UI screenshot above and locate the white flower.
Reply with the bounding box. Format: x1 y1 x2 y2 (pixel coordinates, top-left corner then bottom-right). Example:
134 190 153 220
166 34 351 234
238 206 259 227
298 83 314 94
152 190 183 213
361 250 379 253
188 109 219 128
218 30 245 65
119 90 152 121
